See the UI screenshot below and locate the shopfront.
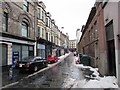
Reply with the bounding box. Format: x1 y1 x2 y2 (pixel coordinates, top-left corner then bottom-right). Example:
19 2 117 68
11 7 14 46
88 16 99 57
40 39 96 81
0 36 35 68
37 44 45 59
12 44 34 62
1 44 8 66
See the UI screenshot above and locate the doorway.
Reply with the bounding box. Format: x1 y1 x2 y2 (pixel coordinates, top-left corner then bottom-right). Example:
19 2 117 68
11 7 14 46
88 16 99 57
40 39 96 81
105 20 116 76
107 40 116 76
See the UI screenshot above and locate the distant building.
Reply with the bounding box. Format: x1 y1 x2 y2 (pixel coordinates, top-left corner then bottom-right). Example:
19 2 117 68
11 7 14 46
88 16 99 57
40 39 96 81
69 40 77 52
76 28 81 44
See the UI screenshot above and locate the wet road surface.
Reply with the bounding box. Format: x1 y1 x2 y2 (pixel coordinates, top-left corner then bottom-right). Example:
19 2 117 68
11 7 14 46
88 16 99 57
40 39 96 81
6 54 85 88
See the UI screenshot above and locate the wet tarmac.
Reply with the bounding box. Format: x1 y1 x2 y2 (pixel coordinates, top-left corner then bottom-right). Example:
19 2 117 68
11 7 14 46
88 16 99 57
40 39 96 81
3 54 85 88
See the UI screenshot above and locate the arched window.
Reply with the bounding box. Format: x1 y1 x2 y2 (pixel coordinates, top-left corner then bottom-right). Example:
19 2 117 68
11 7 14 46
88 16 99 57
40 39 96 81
2 12 8 32
21 21 28 37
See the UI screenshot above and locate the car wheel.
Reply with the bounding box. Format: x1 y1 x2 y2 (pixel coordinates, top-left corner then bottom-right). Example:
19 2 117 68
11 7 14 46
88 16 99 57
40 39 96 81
34 66 38 72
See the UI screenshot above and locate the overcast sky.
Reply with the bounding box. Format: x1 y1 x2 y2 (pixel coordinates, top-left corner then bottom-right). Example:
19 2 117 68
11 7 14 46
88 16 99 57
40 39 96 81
40 0 96 40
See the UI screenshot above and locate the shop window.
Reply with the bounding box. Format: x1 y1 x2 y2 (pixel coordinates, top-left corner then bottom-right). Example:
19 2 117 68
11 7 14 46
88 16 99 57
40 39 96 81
29 46 34 56
22 46 28 59
2 44 7 66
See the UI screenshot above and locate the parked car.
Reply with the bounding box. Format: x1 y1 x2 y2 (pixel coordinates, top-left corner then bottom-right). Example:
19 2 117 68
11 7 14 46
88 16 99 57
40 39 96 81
47 54 58 63
18 56 48 72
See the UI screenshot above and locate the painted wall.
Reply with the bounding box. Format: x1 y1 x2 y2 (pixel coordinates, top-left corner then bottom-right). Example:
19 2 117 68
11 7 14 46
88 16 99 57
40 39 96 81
104 1 120 86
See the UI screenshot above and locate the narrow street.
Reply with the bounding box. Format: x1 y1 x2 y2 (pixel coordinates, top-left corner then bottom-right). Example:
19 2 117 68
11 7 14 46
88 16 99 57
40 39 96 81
4 53 85 88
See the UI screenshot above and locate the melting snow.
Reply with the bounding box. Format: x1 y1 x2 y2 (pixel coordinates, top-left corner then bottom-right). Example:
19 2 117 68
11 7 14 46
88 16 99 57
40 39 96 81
73 58 119 88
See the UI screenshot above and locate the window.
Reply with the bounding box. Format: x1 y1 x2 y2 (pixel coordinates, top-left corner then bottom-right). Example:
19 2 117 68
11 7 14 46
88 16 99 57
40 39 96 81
22 45 28 59
2 44 7 66
21 22 28 37
49 20 51 28
42 28 44 38
38 27 40 38
2 12 8 32
46 32 48 40
23 0 29 12
38 8 40 19
42 11 44 21
49 33 51 41
51 36 53 42
46 18 48 27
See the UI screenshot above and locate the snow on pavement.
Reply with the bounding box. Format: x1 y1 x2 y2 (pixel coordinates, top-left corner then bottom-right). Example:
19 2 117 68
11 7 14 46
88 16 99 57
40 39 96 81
83 76 118 88
62 77 76 88
72 56 118 88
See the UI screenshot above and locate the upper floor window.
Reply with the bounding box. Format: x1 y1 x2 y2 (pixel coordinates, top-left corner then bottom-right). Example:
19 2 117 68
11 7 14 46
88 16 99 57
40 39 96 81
51 36 53 42
46 32 48 40
2 12 8 32
21 21 28 37
46 18 48 27
23 0 29 12
42 28 44 38
49 33 51 41
49 19 51 28
38 8 40 19
42 11 44 21
38 27 40 38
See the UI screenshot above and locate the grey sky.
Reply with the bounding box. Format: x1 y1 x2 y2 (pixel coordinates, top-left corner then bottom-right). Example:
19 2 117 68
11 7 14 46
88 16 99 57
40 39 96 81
40 0 96 40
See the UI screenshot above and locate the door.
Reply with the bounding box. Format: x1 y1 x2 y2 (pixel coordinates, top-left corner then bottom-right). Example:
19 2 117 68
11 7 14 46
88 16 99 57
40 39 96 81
107 40 116 76
105 20 116 76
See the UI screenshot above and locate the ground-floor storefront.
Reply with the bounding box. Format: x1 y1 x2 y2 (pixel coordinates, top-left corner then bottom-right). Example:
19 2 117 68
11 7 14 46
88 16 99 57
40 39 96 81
0 36 35 70
36 38 65 58
37 43 45 59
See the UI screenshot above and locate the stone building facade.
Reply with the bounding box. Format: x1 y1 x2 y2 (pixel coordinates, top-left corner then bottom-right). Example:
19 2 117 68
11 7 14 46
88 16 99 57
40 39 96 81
0 1 37 68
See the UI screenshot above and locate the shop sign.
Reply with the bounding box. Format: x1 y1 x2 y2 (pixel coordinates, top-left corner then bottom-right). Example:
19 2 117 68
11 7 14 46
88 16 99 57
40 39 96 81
37 44 45 49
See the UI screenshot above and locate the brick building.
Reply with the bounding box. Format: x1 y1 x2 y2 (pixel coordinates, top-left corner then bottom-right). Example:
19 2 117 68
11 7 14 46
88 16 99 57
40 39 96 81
77 1 120 86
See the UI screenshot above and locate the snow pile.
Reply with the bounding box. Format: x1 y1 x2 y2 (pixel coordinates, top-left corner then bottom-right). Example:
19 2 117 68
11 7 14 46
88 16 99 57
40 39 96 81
74 63 118 88
58 53 70 60
72 79 87 88
62 77 76 88
83 76 118 88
